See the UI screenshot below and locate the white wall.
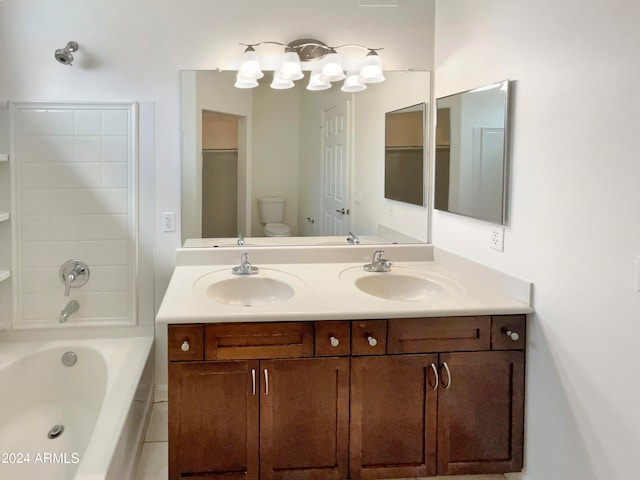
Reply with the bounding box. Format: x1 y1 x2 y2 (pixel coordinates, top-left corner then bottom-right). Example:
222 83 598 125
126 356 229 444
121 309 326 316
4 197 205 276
433 1 640 479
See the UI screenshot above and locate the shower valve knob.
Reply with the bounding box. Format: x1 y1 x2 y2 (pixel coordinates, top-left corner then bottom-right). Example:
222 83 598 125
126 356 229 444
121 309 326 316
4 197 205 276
181 341 190 352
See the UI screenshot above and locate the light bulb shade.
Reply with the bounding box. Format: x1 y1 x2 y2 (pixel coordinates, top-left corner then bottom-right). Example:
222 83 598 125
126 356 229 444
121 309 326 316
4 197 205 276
320 51 345 82
307 70 331 91
270 71 295 90
234 76 259 89
341 71 367 92
359 51 385 84
278 51 304 81
237 47 264 80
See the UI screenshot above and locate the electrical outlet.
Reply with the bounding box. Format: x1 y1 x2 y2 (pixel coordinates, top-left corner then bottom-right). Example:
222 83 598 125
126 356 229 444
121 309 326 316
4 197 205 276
489 226 505 251
162 212 176 233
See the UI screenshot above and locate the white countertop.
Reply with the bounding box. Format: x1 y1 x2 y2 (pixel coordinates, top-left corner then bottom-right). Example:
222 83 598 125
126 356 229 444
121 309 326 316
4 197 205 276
156 245 533 324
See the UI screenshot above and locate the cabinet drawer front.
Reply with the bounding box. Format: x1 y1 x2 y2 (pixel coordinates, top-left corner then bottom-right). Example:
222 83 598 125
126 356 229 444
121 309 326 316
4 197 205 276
387 317 491 353
168 324 204 361
315 321 351 356
491 315 526 350
205 322 314 360
351 320 387 355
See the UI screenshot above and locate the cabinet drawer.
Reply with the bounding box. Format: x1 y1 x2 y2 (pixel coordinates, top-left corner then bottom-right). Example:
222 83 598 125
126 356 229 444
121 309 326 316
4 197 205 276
491 315 526 350
351 320 387 355
168 324 204 361
387 316 491 353
205 322 314 360
315 321 351 356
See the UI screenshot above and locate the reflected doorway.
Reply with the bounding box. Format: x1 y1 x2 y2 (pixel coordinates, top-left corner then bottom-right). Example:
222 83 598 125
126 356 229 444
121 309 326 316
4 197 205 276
202 110 240 237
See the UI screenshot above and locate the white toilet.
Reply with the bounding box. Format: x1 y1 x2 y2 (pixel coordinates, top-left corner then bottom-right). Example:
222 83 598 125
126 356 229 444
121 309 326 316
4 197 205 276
257 196 291 237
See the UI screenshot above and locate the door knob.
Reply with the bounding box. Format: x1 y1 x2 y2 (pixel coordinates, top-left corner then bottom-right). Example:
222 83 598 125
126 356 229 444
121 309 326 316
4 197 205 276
335 208 349 215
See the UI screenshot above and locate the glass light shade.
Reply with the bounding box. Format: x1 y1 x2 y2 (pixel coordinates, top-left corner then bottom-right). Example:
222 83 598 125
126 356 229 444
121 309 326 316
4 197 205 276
278 51 304 81
320 51 345 82
237 47 264 80
234 76 259 89
307 70 331 91
359 51 385 84
270 72 295 90
341 71 367 92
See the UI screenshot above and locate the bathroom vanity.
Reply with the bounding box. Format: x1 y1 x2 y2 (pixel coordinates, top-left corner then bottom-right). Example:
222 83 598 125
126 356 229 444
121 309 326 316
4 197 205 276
157 244 532 480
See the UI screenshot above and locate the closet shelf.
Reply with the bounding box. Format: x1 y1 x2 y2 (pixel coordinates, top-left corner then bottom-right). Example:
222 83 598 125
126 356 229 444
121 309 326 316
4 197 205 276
0 271 10 284
0 213 9 223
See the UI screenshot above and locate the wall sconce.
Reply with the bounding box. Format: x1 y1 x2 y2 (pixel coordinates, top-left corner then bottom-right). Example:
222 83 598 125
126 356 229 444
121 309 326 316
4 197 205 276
235 38 385 92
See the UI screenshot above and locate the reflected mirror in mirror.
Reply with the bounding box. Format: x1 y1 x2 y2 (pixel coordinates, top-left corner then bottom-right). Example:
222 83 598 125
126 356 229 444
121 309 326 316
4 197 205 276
181 70 431 246
384 103 425 206
434 80 510 225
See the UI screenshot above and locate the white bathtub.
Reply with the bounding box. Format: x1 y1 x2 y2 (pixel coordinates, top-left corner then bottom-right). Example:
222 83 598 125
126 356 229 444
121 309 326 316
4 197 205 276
0 336 154 480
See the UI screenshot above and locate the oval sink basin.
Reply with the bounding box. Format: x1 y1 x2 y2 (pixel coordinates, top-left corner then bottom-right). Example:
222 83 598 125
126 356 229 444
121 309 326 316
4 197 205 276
340 266 464 303
194 268 307 307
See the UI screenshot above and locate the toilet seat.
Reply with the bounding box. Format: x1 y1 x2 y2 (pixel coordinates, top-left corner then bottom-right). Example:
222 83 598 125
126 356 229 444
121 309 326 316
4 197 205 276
264 223 290 237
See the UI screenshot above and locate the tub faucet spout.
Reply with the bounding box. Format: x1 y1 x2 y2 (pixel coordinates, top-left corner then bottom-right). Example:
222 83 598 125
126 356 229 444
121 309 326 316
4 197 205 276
59 300 79 323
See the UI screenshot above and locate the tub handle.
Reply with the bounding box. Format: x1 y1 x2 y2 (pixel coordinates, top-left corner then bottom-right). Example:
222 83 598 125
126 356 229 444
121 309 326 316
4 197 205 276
181 340 190 352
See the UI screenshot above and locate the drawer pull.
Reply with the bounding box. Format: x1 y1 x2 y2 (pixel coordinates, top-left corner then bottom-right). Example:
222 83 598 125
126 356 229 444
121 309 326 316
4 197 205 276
503 329 520 341
367 335 378 347
441 361 452 389
429 363 439 391
329 336 340 347
180 340 190 352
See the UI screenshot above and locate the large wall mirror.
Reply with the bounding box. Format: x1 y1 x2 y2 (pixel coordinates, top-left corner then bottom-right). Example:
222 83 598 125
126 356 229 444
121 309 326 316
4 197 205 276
181 70 431 246
434 80 510 225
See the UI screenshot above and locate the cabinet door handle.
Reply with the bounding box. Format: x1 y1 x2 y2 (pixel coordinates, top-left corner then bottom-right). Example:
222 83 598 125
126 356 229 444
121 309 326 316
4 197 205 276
441 361 452 389
429 363 439 391
251 368 256 396
329 336 340 347
367 335 378 347
180 340 190 352
263 368 269 396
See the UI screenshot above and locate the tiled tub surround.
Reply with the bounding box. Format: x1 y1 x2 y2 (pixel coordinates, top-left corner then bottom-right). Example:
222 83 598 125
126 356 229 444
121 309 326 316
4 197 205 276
11 103 137 328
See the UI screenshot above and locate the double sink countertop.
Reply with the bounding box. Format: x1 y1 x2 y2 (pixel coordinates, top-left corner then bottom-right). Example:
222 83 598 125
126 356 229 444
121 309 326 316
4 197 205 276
156 244 533 324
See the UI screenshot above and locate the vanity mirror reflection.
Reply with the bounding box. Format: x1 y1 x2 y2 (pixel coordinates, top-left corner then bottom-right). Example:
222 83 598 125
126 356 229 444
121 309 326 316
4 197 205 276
181 70 431 246
434 80 510 225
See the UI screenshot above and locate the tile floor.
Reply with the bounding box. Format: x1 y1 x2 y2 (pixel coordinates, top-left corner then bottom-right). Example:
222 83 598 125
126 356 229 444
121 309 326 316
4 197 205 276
134 401 168 480
133 401 509 480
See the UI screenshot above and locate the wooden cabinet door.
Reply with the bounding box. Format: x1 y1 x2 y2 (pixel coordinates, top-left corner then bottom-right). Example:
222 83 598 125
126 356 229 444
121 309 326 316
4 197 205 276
169 360 259 480
350 354 438 480
259 357 350 480
437 351 524 475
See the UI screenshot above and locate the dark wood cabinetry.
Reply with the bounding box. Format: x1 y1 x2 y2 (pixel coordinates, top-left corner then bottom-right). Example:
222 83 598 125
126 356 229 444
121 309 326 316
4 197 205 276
169 315 526 480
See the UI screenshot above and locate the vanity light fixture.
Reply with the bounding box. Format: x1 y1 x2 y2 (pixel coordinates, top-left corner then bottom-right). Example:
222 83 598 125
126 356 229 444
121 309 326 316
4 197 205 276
235 38 384 92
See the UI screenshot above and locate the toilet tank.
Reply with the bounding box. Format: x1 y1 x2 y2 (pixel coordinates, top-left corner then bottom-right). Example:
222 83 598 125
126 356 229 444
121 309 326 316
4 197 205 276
257 196 286 223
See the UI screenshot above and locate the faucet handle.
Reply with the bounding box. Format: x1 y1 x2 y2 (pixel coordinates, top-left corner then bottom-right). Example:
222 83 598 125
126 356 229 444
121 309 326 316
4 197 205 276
373 250 385 261
59 259 90 296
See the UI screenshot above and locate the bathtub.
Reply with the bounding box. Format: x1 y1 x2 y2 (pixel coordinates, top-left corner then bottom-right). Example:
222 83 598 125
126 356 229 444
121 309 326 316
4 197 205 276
0 336 154 480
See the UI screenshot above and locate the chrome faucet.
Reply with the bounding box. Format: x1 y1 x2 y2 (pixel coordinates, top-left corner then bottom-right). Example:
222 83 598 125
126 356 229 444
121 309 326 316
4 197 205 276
59 300 79 323
347 232 360 245
232 252 259 275
237 234 245 246
363 250 392 272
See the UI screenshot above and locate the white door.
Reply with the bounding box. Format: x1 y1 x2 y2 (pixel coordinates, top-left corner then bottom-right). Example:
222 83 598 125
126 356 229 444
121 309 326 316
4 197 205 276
322 101 350 235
